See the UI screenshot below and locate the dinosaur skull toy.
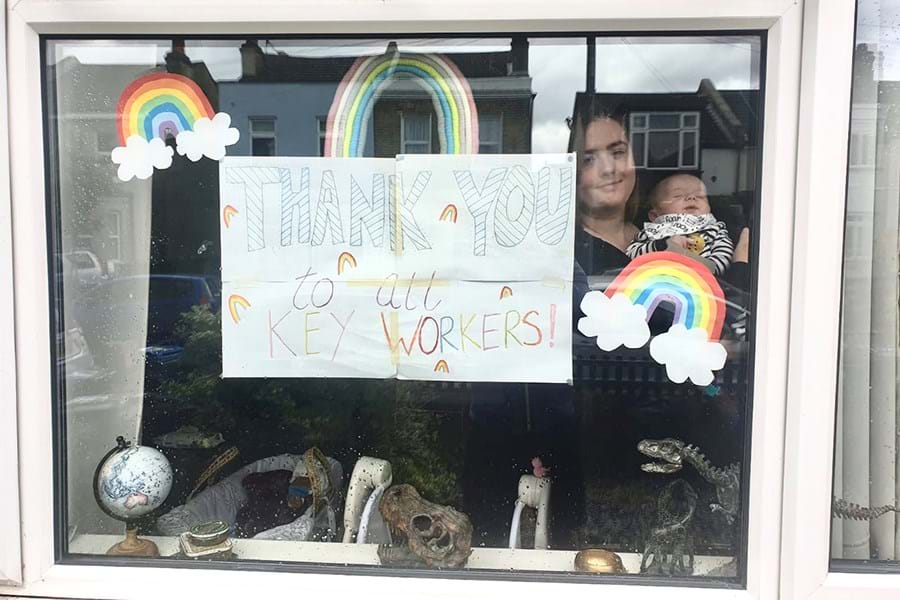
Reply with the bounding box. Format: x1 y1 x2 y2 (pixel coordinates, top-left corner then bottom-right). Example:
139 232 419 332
377 484 473 568
638 438 686 474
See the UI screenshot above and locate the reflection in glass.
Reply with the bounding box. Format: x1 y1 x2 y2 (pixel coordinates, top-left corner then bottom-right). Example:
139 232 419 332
47 35 760 581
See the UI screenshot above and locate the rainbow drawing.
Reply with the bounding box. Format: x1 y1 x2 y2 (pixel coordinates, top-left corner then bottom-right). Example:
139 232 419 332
337 251 358 275
223 205 239 228
324 52 478 157
228 294 251 324
439 204 458 223
116 72 215 145
433 359 450 374
499 286 514 300
605 251 726 341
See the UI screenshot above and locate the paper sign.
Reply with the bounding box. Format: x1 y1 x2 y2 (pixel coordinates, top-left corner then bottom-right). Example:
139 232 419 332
220 154 576 383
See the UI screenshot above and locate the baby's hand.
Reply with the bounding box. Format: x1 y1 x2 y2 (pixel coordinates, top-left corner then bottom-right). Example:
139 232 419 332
667 235 689 249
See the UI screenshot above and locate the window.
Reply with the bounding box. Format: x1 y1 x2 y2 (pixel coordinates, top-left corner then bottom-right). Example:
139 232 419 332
250 116 276 156
400 111 432 154
848 131 874 167
630 111 700 169
96 129 118 155
831 0 900 571
104 212 121 261
478 113 503 154
41 35 762 586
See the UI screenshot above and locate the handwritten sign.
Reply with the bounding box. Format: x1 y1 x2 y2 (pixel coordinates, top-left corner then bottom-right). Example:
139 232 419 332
219 154 576 382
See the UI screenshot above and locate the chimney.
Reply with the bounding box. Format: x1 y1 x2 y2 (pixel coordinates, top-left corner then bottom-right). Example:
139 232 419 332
510 37 529 76
241 39 264 79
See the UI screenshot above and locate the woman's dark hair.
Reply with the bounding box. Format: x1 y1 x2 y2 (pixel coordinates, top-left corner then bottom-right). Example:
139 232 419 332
568 93 641 223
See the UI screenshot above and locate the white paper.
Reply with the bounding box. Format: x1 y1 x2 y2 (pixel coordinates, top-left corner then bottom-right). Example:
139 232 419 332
220 154 575 383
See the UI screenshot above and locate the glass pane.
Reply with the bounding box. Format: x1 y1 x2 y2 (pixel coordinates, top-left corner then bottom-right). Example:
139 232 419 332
831 0 900 569
478 113 502 147
47 34 760 583
250 118 275 133
631 114 647 129
647 131 679 167
681 131 697 167
251 137 275 156
403 112 431 142
402 142 430 154
682 114 698 128
648 113 680 129
631 131 646 167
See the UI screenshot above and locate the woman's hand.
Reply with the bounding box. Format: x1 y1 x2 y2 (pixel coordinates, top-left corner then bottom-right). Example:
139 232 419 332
733 227 750 264
667 235 689 249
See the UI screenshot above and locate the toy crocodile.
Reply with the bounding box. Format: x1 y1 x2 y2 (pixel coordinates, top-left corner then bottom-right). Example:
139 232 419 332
638 438 740 525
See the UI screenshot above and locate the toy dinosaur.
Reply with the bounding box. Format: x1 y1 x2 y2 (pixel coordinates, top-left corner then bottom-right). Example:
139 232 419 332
641 479 698 576
832 497 899 520
638 438 740 525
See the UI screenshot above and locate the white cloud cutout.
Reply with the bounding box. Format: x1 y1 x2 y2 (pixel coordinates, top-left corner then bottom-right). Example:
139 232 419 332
176 112 240 162
110 136 173 181
577 291 650 351
649 324 727 386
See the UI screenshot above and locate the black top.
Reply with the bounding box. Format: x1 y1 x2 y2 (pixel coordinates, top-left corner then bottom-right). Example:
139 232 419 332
574 227 631 275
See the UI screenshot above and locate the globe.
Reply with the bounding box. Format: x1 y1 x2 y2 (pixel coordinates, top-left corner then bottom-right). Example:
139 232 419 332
95 437 173 521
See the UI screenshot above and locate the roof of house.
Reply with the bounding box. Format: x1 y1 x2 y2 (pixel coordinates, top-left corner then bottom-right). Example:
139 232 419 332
584 81 761 148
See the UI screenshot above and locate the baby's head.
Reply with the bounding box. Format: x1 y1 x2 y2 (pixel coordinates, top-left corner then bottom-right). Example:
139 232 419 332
648 174 710 220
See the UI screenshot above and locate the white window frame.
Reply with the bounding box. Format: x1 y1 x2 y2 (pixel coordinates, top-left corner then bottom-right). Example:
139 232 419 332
0 1 22 587
630 111 700 169
0 0 853 598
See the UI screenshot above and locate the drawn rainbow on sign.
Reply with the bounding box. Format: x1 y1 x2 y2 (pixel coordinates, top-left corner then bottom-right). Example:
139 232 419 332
605 251 726 341
499 286 514 300
223 205 239 228
439 204 458 223
116 72 215 145
337 251 358 275
324 52 478 157
228 294 251 324
433 359 450 374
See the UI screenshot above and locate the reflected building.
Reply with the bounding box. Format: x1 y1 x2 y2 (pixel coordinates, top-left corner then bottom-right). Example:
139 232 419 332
573 84 760 227
220 39 534 158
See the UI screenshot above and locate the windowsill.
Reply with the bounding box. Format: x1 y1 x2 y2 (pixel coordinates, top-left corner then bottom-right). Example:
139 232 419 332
69 534 734 575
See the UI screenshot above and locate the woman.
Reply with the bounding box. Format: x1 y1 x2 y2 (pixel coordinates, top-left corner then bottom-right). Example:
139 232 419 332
573 109 641 278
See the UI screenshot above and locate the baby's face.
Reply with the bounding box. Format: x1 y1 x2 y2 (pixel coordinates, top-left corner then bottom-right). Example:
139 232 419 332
650 175 711 218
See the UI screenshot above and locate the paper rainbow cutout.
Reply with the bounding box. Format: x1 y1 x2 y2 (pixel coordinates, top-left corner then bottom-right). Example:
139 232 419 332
324 52 478 157
439 204 458 223
223 205 239 228
228 294 251 324
605 251 726 341
337 251 358 275
116 72 215 145
433 359 450 374
499 286 514 300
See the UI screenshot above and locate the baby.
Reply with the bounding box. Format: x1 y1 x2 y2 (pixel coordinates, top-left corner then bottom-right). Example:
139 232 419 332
626 174 733 275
